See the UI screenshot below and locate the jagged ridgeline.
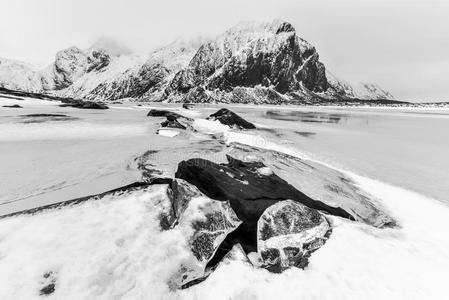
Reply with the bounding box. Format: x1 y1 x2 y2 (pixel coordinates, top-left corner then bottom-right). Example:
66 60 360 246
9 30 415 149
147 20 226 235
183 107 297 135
0 20 395 103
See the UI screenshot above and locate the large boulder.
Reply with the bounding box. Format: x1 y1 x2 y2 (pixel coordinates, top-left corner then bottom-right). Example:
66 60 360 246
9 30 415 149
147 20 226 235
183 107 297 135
257 200 331 272
175 155 353 253
208 108 256 129
161 115 187 129
2 104 22 108
147 109 190 120
59 99 109 109
169 180 242 288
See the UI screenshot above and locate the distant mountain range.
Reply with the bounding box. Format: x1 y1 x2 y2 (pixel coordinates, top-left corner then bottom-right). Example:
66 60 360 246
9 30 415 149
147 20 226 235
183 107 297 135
0 20 396 104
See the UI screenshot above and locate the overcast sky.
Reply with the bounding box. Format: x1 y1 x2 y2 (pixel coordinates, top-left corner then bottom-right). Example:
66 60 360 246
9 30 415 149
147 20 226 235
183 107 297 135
1 0 448 101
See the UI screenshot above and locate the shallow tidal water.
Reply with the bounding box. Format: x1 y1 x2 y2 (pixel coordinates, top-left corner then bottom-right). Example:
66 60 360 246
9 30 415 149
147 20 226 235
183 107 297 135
234 105 449 205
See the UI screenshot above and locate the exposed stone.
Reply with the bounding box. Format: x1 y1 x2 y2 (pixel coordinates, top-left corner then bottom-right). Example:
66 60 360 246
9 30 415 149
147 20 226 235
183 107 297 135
208 108 256 129
182 103 195 109
171 180 242 288
175 155 353 253
147 109 190 120
86 49 111 72
39 271 57 296
2 104 22 108
161 115 187 129
59 99 109 109
257 200 331 272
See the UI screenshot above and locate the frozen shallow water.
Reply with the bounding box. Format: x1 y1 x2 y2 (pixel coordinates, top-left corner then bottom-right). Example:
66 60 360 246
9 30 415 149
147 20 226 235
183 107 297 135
1 96 449 299
227 105 449 204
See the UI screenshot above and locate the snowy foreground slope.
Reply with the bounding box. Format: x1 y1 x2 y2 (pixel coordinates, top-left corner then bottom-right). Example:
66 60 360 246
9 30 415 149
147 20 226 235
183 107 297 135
0 20 394 103
2 177 449 300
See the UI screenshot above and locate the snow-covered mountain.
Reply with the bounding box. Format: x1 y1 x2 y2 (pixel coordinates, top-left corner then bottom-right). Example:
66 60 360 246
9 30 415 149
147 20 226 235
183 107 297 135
0 20 395 103
0 58 44 92
326 71 395 100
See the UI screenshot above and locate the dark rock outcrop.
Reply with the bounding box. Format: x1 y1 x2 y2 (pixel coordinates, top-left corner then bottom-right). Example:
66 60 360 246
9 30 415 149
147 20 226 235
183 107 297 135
257 200 331 272
182 103 195 109
39 271 57 296
86 49 111 72
208 108 256 129
2 104 22 108
175 155 353 253
161 115 187 129
147 109 189 120
59 99 108 109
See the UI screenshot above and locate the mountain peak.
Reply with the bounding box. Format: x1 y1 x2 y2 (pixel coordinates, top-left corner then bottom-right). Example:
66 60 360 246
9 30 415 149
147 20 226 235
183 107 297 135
225 19 295 36
89 37 132 56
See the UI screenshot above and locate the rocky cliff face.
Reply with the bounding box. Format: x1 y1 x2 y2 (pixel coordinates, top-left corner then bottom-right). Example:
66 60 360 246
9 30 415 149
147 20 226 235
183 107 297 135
0 20 395 103
163 20 329 103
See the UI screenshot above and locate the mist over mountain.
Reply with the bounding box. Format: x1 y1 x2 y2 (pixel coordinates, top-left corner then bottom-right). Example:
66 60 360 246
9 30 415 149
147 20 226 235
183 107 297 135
0 20 395 104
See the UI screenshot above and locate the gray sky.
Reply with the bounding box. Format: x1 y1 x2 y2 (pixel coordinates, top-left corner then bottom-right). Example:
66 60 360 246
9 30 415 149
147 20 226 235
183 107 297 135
1 0 448 101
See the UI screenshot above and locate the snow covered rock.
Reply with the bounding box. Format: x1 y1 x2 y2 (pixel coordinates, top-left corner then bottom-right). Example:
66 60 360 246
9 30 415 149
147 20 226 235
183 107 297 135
257 200 331 272
59 99 109 109
170 179 204 218
86 49 111 72
175 155 353 254
208 108 256 129
170 180 242 288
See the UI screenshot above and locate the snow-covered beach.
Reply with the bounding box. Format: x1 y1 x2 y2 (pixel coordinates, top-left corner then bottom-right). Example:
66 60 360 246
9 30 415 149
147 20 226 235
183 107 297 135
1 95 449 299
